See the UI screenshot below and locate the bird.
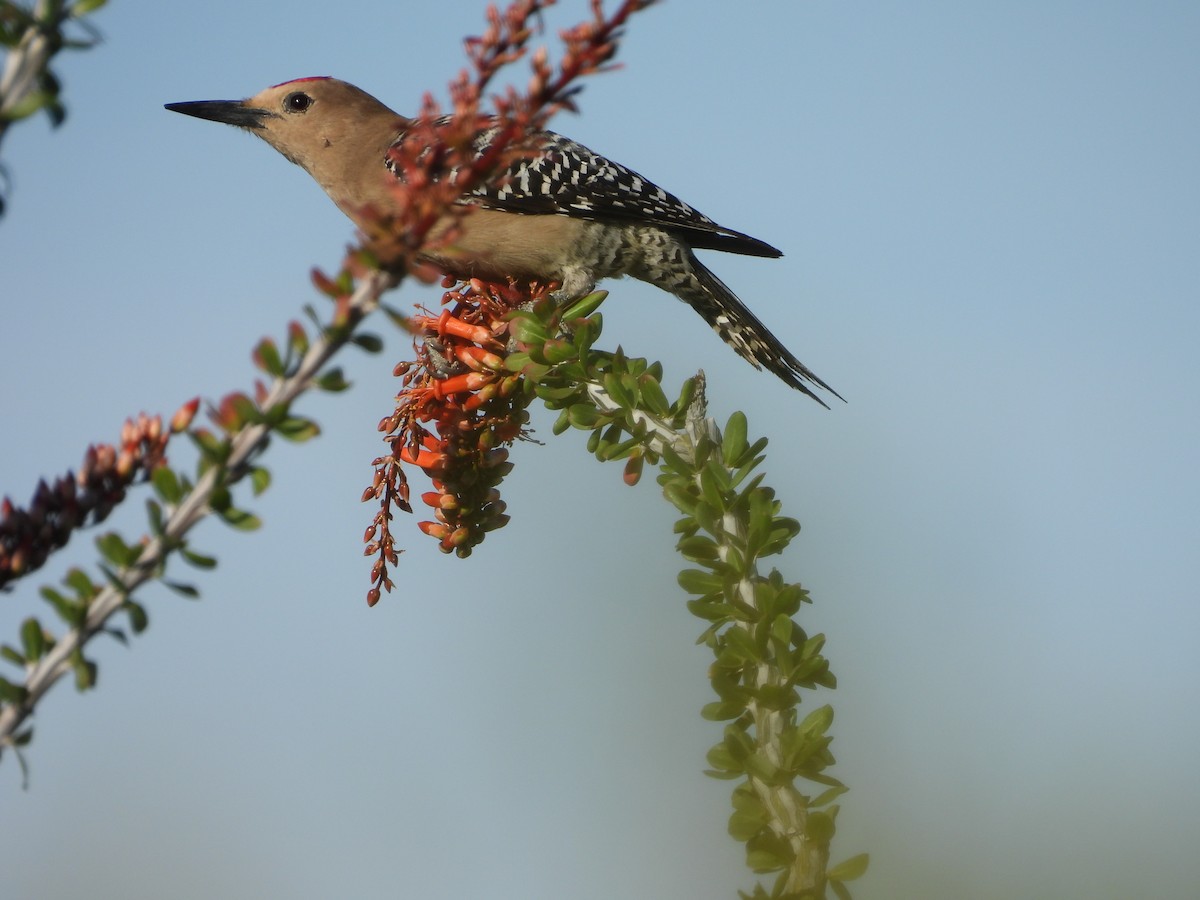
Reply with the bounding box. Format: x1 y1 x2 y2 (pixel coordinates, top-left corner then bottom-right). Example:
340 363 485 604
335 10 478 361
165 77 840 405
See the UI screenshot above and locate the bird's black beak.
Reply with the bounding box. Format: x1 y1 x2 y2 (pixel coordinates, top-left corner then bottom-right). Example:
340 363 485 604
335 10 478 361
164 99 272 130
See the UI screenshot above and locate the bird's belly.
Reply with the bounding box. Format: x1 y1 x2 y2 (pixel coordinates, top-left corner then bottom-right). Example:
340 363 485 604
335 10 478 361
423 210 631 296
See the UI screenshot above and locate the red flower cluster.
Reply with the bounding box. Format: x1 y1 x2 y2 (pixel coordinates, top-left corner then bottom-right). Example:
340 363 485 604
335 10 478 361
362 278 551 605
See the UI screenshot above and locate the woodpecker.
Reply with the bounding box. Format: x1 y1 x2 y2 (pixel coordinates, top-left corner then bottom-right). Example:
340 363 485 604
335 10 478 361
166 77 839 405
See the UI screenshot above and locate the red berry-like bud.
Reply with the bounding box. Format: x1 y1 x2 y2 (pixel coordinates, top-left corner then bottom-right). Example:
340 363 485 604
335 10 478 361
418 521 449 539
171 398 200 433
116 449 136 480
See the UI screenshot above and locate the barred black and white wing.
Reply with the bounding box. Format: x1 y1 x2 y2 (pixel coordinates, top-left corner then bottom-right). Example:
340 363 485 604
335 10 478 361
464 128 783 259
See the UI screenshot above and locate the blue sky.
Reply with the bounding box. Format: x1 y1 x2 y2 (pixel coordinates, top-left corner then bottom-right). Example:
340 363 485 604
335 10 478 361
2 2 1198 898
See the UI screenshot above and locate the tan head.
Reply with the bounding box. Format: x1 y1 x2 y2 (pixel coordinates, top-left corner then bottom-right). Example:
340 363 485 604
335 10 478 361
166 77 408 222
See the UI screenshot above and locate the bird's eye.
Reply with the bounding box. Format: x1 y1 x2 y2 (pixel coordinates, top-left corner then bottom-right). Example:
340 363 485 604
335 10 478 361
284 92 312 113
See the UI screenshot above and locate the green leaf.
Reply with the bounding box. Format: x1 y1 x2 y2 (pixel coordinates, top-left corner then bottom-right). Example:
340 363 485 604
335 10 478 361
742 751 781 785
378 302 409 330
722 732 755 770
571 315 601 353
164 580 200 599
537 383 583 403
753 684 798 711
812 783 849 807
677 568 724 596
704 741 742 774
315 367 351 392
662 482 698 516
551 409 572 435
510 315 551 346
744 831 792 873
1 645 25 666
701 700 747 721
95 532 139 568
91 566 124 597
730 784 766 814
275 416 320 442
1 91 50 122
799 632 827 660
602 371 635 409
637 374 670 417
123 600 149 634
502 350 532 373
728 810 767 842
227 392 262 427
72 0 109 15
693 499 720 538
703 767 742 782
686 597 733 623
40 587 84 627
218 506 262 531
676 535 719 562
806 811 836 842
0 676 29 704
181 548 217 570
189 428 230 465
145 498 165 537
769 613 793 645
830 880 854 900
350 332 384 353
253 337 284 375
721 411 749 466
799 704 835 736
151 466 183 504
723 626 763 663
249 466 272 496
566 403 602 430
561 289 608 320
20 618 45 662
542 338 577 364
673 376 697 418
601 434 643 462
730 456 766 490
70 650 97 691
698 462 732 511
64 568 96 599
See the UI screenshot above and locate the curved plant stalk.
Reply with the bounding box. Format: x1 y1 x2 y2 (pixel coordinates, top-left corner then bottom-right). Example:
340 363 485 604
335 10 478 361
378 284 868 897
525 304 869 899
0 266 396 772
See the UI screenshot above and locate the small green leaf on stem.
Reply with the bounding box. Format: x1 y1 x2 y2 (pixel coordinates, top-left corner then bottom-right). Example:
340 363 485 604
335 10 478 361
250 466 272 496
827 852 869 883
217 506 262 531
561 289 608 320
315 367 351 392
0 676 29 704
152 467 183 504
253 338 284 376
721 411 749 466
20 618 45 662
181 548 217 570
350 332 384 353
275 416 320 442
